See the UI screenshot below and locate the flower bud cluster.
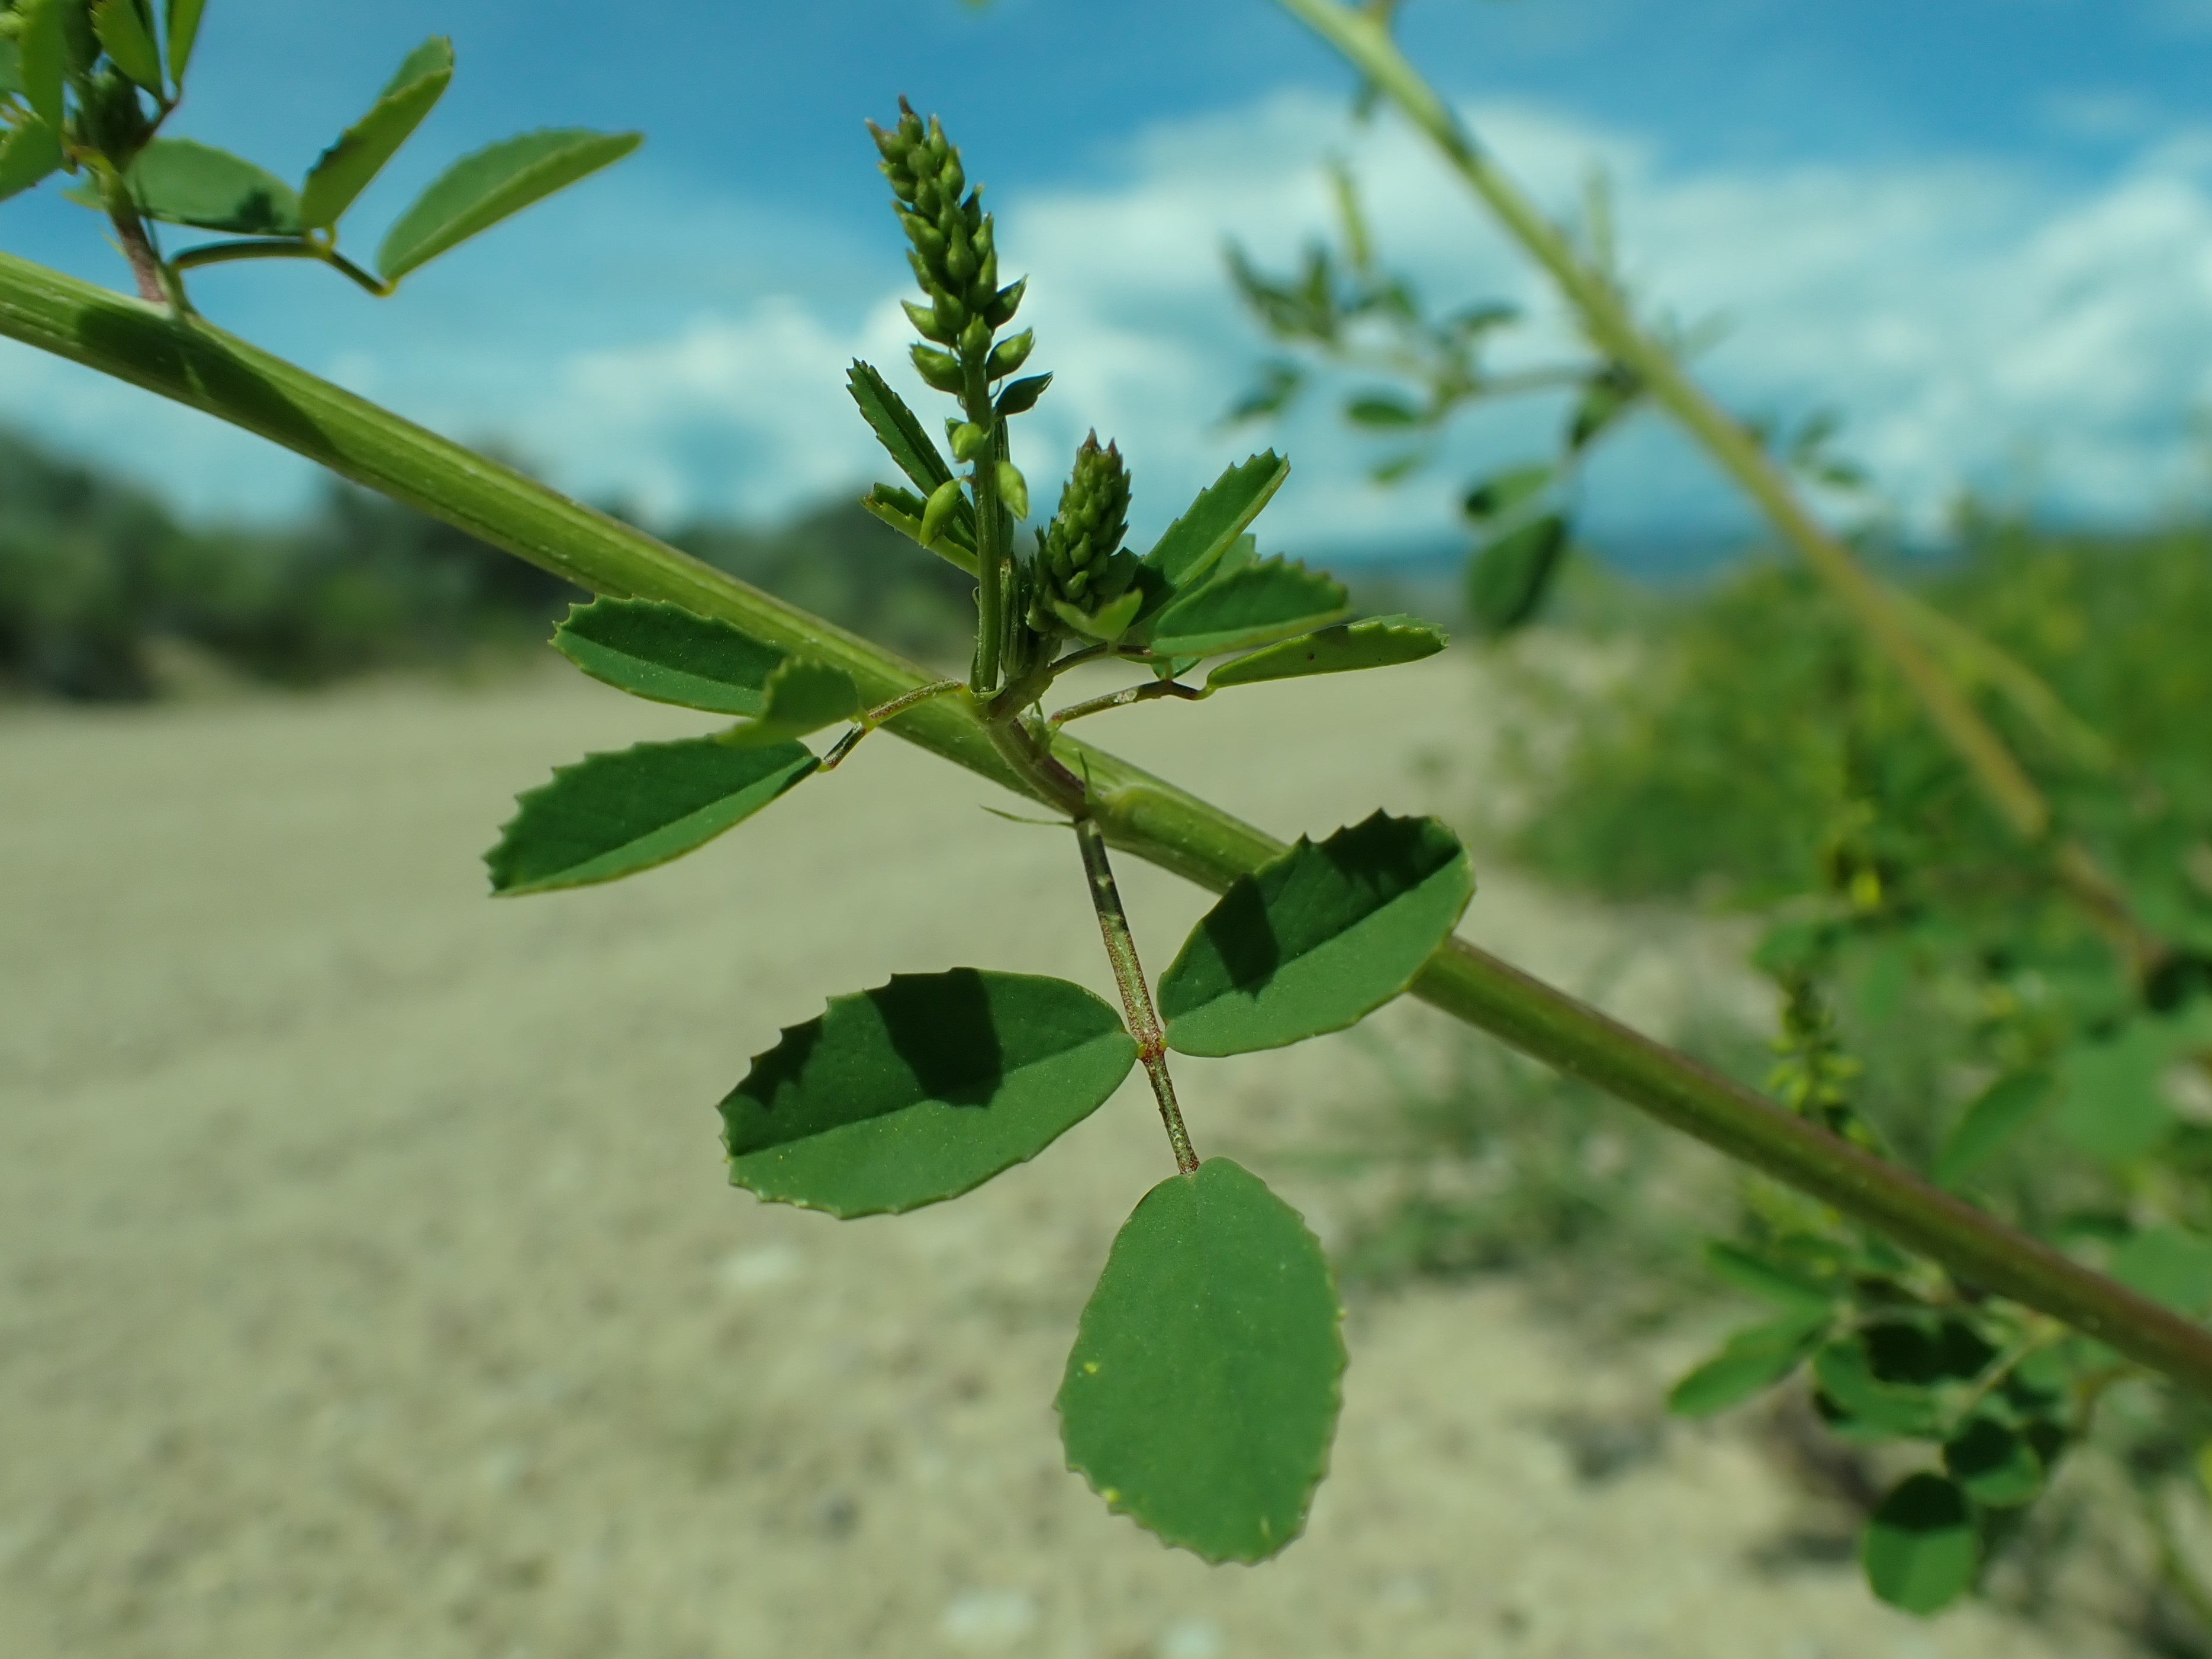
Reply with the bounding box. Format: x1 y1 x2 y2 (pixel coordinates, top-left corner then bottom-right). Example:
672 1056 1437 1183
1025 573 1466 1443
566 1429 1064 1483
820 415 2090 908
868 99 1027 393
1031 433 1141 639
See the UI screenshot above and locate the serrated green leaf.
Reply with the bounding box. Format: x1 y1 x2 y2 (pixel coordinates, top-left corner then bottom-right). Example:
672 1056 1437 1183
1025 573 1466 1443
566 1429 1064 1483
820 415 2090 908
1934 1071 2053 1187
1204 615 1445 691
1139 452 1289 592
724 656 861 746
1461 463 1554 524
1467 514 1569 636
1144 556 1349 659
721 969 1137 1217
129 138 301 233
0 116 64 203
485 736 816 895
91 0 162 92
1665 1311 1825 1418
299 36 453 232
1058 1158 1344 1564
1942 1417 2044 1508
551 597 785 716
165 0 206 86
2111 1226 2212 1314
376 127 640 282
1160 812 1472 1056
1344 391 1422 427
846 359 955 495
1703 1239 1837 1313
18 0 67 131
1862 1474 1977 1615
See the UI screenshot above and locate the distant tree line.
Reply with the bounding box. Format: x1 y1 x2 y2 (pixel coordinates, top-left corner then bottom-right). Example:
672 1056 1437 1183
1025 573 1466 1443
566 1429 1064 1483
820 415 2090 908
0 429 976 700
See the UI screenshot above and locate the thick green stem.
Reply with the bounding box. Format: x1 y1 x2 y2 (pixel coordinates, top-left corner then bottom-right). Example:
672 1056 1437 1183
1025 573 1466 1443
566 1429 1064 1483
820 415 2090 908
1272 0 2163 970
2 250 2207 1396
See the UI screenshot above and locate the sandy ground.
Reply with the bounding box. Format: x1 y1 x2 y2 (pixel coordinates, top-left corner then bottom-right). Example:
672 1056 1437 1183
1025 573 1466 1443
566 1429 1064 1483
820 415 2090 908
0 655 2127 1658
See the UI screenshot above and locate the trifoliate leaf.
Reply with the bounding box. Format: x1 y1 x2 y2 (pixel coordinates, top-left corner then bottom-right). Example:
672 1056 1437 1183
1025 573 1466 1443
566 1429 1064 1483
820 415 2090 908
723 657 861 746
0 117 63 203
166 0 207 87
1934 1071 2053 1187
1143 556 1349 660
552 597 785 716
1665 1311 1827 1418
1204 616 1445 691
1139 452 1289 592
300 36 453 231
1059 1158 1344 1564
376 127 640 281
721 969 1137 1217
91 0 163 93
1466 513 1569 636
129 138 302 234
485 736 816 894
1862 1474 1977 1616
1159 812 1472 1056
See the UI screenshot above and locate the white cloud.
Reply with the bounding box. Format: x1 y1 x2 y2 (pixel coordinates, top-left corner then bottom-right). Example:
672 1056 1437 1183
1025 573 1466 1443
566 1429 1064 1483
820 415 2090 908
11 88 2212 553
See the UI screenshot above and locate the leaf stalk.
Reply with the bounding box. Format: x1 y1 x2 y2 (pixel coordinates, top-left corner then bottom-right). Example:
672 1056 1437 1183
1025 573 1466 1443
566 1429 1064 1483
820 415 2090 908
1075 815 1198 1174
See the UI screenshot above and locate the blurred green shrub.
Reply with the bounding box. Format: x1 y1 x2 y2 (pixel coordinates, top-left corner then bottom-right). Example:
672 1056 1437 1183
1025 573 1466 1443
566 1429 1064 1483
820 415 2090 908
0 427 975 700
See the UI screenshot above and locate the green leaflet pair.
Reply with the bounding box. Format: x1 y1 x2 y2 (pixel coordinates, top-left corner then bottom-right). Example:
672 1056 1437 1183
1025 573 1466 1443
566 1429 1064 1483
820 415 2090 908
0 7 637 299
483 586 1474 1563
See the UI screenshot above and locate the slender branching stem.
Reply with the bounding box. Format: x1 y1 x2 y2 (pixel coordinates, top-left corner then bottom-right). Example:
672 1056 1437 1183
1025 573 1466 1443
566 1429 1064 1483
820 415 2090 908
171 238 394 297
1273 0 2166 975
966 373 1006 694
8 252 2211 1395
1051 678 1207 727
1075 814 1199 1174
820 677 965 771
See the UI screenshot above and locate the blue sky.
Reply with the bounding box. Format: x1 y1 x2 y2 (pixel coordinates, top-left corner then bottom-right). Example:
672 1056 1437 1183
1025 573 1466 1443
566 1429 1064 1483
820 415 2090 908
7 0 2212 556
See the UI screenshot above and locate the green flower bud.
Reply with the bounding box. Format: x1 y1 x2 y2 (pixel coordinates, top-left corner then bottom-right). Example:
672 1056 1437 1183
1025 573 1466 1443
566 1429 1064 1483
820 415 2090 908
986 329 1035 381
951 423 990 462
920 477 964 545
910 344 965 394
941 155 965 198
996 460 1030 521
901 299 937 341
986 278 1027 329
1028 433 1138 638
957 315 992 361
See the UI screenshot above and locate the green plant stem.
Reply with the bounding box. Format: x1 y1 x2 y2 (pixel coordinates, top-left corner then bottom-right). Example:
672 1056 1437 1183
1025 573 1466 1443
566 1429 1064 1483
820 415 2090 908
170 237 393 298
1074 814 1198 1174
965 378 1006 694
1271 0 2163 971
4 250 2208 1395
1051 678 1206 727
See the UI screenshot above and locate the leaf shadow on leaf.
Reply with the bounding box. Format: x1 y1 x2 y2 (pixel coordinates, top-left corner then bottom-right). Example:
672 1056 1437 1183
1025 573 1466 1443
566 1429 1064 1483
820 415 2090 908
1199 877 1282 993
871 967 1005 1108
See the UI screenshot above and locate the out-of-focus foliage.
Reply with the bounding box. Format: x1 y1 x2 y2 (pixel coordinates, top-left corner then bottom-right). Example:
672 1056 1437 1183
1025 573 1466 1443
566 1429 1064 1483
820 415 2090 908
0 427 977 700
1502 521 2212 910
